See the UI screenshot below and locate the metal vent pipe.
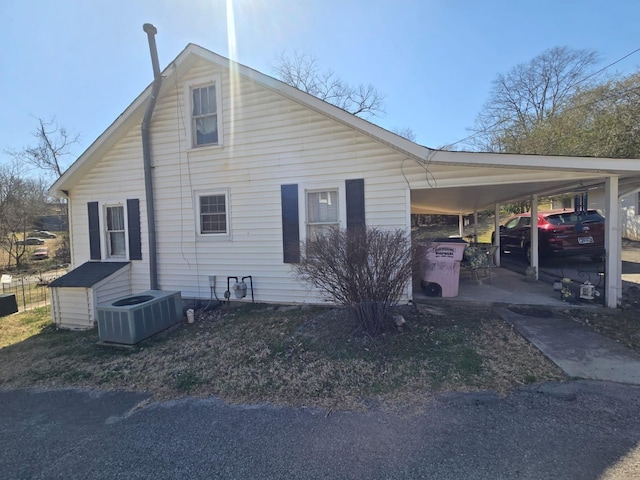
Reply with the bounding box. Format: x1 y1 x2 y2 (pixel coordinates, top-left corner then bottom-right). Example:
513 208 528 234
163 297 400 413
142 23 162 290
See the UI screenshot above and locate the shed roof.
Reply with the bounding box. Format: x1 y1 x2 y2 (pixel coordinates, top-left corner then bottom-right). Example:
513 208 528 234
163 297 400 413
49 262 130 288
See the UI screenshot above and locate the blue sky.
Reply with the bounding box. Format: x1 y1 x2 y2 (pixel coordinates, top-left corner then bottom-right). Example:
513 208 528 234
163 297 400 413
2 0 639 166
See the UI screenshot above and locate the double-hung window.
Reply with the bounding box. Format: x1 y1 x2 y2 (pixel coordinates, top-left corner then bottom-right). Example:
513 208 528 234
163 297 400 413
106 205 126 257
192 84 219 146
197 191 229 236
307 190 339 239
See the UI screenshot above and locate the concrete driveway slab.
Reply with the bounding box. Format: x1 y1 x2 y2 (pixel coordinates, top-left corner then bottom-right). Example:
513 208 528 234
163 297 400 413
495 307 640 384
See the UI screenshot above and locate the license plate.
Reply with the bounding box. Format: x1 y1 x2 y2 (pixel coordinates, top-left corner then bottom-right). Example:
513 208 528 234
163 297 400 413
578 236 594 244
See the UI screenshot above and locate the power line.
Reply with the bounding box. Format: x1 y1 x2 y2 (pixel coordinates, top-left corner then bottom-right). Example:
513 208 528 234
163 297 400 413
444 46 640 150
579 47 640 86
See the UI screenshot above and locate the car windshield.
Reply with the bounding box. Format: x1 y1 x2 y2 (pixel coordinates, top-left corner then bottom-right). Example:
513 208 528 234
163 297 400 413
545 210 605 225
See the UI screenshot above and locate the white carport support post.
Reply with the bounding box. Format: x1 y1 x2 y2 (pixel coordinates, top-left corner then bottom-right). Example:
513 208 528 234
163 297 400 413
473 210 479 243
458 214 464 238
604 176 621 308
530 195 539 280
494 203 500 267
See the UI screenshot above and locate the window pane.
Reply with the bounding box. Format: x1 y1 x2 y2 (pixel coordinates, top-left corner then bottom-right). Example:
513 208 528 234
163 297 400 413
106 206 124 230
110 232 126 256
193 86 216 116
307 224 335 240
307 191 338 223
200 195 227 234
195 116 218 145
192 88 202 116
206 85 216 114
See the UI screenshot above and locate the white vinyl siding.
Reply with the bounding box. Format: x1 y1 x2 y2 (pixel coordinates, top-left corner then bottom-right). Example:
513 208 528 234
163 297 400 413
50 265 132 330
67 57 412 304
70 126 148 291
50 287 92 329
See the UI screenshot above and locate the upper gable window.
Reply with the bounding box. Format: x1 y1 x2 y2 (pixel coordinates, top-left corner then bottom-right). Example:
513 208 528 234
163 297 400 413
186 75 223 148
192 85 218 146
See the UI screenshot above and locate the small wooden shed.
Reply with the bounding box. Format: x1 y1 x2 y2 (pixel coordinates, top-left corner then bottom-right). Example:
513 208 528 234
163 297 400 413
49 262 131 329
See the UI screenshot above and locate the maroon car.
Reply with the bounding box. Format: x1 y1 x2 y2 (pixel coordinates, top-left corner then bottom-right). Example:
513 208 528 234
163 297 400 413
493 209 605 261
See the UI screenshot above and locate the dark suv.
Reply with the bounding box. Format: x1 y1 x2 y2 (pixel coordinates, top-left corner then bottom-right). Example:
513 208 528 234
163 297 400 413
493 210 605 261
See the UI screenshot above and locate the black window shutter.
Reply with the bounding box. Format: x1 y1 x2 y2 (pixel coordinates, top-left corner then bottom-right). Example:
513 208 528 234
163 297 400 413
87 202 101 260
281 184 300 263
127 198 142 260
346 179 365 231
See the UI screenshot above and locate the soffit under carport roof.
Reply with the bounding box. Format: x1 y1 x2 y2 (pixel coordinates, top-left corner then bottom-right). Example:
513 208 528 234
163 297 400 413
410 173 640 215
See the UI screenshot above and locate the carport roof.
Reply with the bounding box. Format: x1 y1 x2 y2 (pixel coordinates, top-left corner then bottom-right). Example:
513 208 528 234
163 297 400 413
408 149 640 215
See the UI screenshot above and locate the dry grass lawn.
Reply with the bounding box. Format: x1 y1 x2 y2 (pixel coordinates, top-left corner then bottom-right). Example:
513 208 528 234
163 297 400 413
0 303 567 412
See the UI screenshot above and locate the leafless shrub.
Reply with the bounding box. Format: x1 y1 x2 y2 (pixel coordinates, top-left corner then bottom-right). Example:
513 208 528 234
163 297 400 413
294 227 412 335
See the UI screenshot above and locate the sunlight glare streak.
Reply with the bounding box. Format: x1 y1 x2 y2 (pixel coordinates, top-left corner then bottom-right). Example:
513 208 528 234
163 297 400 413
226 0 238 146
598 442 640 479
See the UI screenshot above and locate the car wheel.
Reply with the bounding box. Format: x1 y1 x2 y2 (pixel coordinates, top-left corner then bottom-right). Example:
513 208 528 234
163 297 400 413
525 244 532 263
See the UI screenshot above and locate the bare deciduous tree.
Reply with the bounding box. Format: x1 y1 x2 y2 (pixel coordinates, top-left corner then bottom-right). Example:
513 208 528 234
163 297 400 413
470 47 600 152
6 117 76 251
0 163 49 270
7 117 79 179
274 52 385 118
391 127 417 142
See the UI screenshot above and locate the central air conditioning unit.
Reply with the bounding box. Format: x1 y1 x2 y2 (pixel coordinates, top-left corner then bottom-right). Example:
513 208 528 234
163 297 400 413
97 290 183 345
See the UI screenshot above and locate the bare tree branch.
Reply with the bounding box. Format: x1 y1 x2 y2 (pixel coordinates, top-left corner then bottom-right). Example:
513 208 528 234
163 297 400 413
7 117 79 179
273 52 386 118
0 162 49 269
469 47 600 152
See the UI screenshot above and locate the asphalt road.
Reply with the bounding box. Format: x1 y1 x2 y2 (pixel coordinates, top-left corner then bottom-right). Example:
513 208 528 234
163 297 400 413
2 382 639 479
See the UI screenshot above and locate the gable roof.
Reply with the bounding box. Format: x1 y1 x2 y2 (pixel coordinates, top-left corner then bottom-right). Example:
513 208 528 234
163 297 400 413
49 43 430 198
49 44 640 213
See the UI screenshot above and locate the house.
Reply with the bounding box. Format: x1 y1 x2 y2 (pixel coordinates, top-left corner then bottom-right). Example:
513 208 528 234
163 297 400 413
620 191 640 241
48 41 640 328
590 189 640 242
551 186 640 242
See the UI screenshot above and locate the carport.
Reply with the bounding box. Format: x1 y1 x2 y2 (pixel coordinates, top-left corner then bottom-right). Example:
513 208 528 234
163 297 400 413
404 149 640 308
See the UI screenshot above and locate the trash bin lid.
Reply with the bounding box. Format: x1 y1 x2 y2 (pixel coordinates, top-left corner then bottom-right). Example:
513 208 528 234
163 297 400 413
431 237 467 243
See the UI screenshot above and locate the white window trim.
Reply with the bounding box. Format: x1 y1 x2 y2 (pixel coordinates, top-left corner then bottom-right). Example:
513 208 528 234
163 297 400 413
103 203 128 260
299 183 346 242
194 189 231 240
184 75 224 150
